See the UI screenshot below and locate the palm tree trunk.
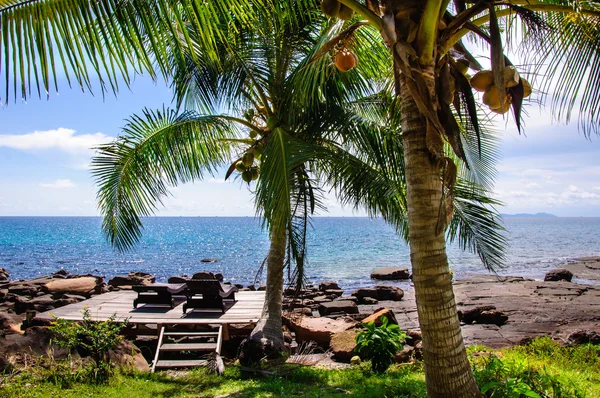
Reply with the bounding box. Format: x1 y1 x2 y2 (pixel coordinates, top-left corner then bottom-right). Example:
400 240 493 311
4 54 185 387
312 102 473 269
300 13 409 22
238 225 287 366
399 70 480 397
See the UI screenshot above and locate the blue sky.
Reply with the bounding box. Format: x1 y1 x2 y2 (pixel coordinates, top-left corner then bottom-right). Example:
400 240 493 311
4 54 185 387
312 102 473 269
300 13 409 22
1 70 599 217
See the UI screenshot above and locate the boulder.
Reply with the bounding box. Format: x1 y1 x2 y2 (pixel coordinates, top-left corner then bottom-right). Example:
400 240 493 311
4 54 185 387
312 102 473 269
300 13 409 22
52 269 69 277
324 289 344 297
108 272 155 288
361 308 398 326
352 285 404 301
406 330 422 346
0 268 9 282
14 295 56 314
567 330 600 345
477 310 508 326
191 271 216 280
544 269 574 282
286 316 357 347
108 340 150 372
458 305 507 326
8 283 39 297
0 326 69 359
215 273 224 282
313 296 333 304
319 281 340 291
394 345 415 363
292 307 313 316
42 276 103 298
318 301 359 316
335 296 358 304
370 267 410 280
360 297 378 305
257 285 266 291
0 355 12 373
0 312 20 335
350 355 361 365
330 330 358 362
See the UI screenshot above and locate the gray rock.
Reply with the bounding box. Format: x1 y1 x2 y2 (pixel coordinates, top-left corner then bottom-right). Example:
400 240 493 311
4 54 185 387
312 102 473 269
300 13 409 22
167 276 189 283
108 272 155 288
360 297 378 305
0 268 9 282
567 330 600 345
319 281 340 291
318 300 359 316
544 269 574 282
394 345 415 363
352 285 404 301
8 283 38 297
324 289 344 297
370 267 410 280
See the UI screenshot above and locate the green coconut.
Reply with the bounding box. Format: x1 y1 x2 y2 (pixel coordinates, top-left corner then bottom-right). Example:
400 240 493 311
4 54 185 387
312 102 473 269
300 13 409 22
235 161 246 172
250 167 259 180
242 152 254 167
241 170 253 183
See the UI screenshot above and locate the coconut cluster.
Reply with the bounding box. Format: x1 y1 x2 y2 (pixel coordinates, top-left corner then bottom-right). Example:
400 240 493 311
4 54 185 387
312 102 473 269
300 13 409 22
470 67 531 114
236 149 261 183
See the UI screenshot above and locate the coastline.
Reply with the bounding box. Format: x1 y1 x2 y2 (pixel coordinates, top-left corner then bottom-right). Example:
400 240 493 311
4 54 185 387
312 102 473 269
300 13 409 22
1 257 599 350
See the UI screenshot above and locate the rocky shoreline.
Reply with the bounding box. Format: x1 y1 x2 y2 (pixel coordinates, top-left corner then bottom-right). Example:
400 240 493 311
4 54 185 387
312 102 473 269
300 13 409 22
1 258 599 371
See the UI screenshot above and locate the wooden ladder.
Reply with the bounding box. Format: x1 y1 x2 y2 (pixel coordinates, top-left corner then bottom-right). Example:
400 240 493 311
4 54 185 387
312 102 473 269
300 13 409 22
151 324 225 374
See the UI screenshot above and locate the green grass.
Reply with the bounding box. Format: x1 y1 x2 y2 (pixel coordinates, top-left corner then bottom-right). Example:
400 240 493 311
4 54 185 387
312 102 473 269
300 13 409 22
1 363 426 398
2 337 599 397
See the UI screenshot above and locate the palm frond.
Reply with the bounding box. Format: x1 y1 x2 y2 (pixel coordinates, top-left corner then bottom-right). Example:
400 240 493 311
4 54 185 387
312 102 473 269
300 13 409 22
91 107 238 251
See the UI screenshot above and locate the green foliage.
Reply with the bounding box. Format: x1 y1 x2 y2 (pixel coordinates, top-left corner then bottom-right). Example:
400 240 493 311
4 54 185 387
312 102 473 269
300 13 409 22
48 308 128 383
355 316 407 373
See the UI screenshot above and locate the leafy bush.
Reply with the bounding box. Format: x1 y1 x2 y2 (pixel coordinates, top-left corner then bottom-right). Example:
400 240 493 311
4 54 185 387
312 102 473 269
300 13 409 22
355 316 407 373
49 307 128 383
473 353 579 397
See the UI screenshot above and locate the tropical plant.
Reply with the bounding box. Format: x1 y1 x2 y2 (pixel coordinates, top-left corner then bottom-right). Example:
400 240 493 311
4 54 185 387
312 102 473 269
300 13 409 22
49 308 128 383
4 1 599 396
355 316 408 373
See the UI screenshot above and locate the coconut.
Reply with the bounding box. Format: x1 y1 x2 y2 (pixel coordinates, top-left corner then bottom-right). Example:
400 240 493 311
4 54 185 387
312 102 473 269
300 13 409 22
235 161 246 172
522 78 532 98
334 50 358 72
242 152 254 167
490 97 512 114
241 170 253 183
250 168 259 181
456 58 470 74
338 4 355 20
266 116 279 131
483 86 502 109
504 66 520 88
249 130 259 139
320 0 341 18
471 70 494 92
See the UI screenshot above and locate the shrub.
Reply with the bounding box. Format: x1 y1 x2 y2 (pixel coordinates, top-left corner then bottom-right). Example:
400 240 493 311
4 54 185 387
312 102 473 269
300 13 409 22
355 316 407 373
49 307 128 383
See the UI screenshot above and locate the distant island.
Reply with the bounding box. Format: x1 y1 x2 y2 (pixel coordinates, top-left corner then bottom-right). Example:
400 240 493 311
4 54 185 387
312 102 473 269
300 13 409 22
501 212 558 218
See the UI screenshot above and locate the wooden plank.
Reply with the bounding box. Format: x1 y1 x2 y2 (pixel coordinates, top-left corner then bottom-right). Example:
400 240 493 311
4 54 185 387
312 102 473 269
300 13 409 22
154 359 208 368
160 343 217 351
151 325 165 373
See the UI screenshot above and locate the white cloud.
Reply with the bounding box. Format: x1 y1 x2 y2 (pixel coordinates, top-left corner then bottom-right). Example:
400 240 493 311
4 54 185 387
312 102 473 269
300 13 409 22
0 128 112 154
39 179 75 189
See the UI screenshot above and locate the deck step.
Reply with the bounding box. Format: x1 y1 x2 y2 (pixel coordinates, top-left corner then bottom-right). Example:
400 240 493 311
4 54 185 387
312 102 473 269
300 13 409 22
163 331 218 337
160 343 217 351
154 359 208 369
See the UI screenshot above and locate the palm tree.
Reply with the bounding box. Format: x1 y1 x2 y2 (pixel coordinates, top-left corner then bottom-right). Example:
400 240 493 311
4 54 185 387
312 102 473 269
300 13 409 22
90 2 505 367
312 1 600 396
4 1 598 396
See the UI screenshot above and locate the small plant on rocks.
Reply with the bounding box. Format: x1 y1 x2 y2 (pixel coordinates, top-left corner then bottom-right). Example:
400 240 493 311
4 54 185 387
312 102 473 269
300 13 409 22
49 307 128 383
355 316 407 373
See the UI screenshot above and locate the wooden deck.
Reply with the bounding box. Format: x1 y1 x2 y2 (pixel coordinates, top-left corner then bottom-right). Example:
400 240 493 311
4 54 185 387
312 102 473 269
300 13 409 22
37 290 266 326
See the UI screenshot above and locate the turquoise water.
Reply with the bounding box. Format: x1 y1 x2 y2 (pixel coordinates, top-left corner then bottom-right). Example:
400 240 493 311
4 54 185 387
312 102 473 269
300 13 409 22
1 217 599 290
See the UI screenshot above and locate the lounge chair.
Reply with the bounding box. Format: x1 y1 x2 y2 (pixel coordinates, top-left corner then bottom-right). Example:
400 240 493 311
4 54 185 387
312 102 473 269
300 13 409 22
132 283 186 309
183 279 238 314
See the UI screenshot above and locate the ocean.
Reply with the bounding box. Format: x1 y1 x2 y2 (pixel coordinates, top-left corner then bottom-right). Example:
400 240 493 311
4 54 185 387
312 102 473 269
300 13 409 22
1 217 599 291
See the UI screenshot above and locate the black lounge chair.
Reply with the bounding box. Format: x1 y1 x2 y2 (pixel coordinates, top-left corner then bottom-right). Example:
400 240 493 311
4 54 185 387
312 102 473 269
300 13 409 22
132 283 186 309
183 279 238 314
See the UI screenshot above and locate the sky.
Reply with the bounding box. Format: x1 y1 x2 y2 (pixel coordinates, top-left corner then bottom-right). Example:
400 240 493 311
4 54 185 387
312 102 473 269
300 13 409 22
1 68 599 217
